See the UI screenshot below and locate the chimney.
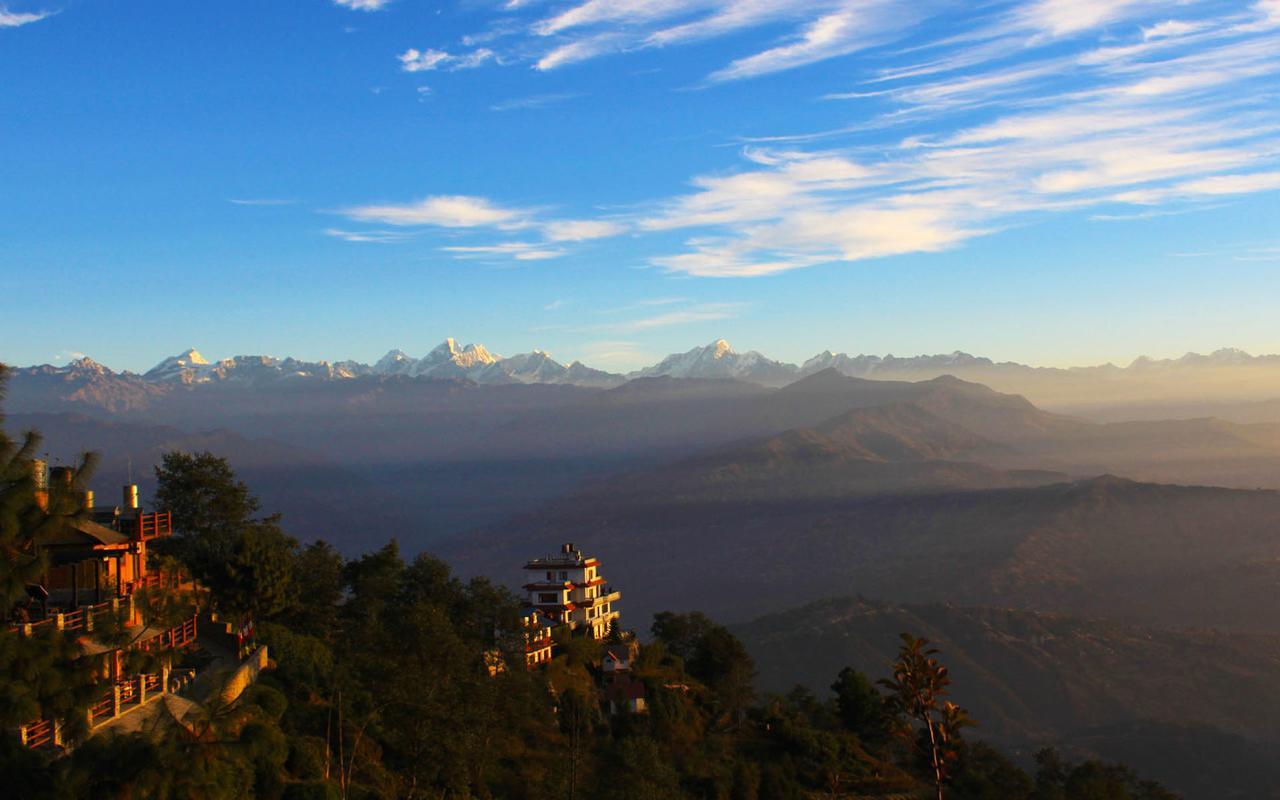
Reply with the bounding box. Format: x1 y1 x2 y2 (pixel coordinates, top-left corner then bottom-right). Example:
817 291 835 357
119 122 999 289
32 459 48 511
49 466 74 489
562 543 574 555
123 484 139 510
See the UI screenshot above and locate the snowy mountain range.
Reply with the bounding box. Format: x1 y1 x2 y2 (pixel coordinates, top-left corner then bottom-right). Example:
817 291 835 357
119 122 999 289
13 340 1280 394
135 339 624 388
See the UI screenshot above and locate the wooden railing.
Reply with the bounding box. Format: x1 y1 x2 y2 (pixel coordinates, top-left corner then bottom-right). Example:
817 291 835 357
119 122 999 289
22 719 54 749
89 692 115 726
133 571 164 591
61 607 85 630
131 511 172 541
136 614 197 652
8 597 125 635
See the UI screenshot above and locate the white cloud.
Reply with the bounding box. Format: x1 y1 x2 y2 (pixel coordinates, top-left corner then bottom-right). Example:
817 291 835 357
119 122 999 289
399 48 451 72
335 196 625 261
606 302 747 331
0 6 49 27
541 219 626 241
1013 0 1146 37
701 6 880 83
633 13 1280 277
535 34 625 71
340 195 531 228
440 242 566 260
490 93 579 112
358 1 1280 277
398 47 494 73
1142 20 1202 40
529 0 915 81
324 228 414 243
333 0 391 10
1115 171 1280 204
1253 0 1280 27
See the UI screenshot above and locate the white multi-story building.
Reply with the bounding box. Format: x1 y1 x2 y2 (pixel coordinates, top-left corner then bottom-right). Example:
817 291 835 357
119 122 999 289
523 543 620 640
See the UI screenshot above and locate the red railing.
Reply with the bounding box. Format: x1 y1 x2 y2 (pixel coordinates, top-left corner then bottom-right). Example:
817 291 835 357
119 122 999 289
136 614 197 652
90 691 114 725
15 616 55 633
8 597 123 634
134 572 163 591
132 569 186 593
23 719 54 748
144 673 161 693
131 512 172 541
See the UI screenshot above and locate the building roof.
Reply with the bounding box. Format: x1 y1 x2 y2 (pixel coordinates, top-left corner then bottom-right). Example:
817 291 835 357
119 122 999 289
524 555 599 569
42 518 131 548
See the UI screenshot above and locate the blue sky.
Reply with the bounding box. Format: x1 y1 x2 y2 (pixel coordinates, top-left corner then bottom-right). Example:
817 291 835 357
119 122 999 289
2 0 1279 373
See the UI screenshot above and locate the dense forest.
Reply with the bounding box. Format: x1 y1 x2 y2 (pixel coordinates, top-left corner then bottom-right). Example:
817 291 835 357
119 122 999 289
0 367 1178 799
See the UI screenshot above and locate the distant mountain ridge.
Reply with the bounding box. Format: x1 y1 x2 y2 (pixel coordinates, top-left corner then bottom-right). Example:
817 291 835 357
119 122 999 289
11 339 1280 448
13 340 1280 393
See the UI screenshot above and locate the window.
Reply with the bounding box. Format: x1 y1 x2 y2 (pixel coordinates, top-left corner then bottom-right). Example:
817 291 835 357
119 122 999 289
546 571 552 580
538 593 557 603
559 571 568 580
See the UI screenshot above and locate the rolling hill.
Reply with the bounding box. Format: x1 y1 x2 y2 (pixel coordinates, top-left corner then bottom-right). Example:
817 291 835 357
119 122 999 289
736 597 1280 800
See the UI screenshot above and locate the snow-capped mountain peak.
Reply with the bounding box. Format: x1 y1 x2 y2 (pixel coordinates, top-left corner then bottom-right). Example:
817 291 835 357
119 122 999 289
373 349 414 375
630 339 797 384
145 348 215 383
410 339 500 378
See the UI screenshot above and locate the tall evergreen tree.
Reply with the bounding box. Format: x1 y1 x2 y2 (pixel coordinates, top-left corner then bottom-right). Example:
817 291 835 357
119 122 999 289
153 451 296 618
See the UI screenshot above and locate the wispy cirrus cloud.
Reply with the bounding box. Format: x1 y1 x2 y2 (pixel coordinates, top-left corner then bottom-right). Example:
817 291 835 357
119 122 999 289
604 302 747 332
356 1 1280 277
324 228 414 243
0 5 50 28
333 194 627 260
340 195 531 229
615 1 1280 276
440 242 567 260
333 0 392 10
490 92 580 112
398 47 495 72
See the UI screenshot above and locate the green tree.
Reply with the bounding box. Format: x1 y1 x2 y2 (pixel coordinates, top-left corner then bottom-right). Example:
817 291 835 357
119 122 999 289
153 451 260 543
0 366 102 738
950 741 1035 800
154 451 296 618
281 540 345 640
831 666 893 743
651 611 755 718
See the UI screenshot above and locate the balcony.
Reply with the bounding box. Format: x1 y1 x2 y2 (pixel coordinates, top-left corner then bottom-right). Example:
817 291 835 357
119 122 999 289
128 511 172 541
8 596 131 636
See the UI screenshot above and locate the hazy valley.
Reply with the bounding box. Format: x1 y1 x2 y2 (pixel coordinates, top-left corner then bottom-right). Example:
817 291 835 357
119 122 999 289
11 342 1280 797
